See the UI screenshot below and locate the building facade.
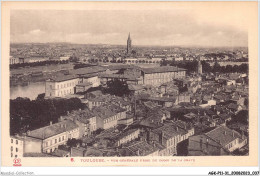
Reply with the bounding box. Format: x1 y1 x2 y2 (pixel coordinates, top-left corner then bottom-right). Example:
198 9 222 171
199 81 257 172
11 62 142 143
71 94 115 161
45 75 79 98
141 66 186 86
27 120 80 153
93 104 127 130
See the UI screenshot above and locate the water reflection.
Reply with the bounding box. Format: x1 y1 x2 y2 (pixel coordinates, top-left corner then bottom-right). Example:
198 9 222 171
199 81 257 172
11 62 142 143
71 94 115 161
10 82 45 100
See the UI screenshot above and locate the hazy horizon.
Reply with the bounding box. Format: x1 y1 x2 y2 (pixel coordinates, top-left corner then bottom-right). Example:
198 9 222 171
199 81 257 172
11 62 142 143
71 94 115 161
11 9 248 47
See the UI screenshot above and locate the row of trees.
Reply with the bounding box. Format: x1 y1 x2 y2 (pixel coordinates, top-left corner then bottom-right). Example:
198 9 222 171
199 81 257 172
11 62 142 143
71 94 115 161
10 96 85 135
10 60 69 69
160 60 248 74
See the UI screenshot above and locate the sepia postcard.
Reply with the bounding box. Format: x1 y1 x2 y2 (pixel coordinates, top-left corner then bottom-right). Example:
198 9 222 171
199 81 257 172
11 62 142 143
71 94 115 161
1 1 259 167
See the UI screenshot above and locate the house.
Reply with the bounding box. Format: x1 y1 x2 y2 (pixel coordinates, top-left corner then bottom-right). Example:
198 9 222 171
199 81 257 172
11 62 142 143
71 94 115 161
10 135 42 158
117 114 134 126
115 129 141 146
26 120 80 153
10 135 26 158
121 141 159 156
92 104 127 130
148 121 194 156
188 126 247 155
45 75 79 98
75 82 92 93
64 109 97 137
84 91 110 110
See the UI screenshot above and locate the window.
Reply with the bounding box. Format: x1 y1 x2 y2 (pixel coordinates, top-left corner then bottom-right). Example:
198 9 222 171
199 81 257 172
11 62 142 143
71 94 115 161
57 85 59 89
46 142 48 147
50 140 52 145
11 146 13 151
62 136 65 141
11 139 13 143
11 153 13 157
16 148 18 152
55 139 57 144
59 137 61 142
16 140 18 144
15 155 17 158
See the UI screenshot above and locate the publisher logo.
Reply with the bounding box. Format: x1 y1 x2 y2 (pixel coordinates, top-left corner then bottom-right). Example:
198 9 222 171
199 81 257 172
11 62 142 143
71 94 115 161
13 158 22 166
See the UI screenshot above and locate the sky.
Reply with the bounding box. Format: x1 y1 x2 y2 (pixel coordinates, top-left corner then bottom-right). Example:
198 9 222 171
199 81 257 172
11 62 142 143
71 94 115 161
10 9 248 47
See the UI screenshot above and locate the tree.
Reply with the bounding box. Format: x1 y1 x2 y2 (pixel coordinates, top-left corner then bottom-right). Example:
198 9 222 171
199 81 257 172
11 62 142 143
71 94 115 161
69 55 79 62
10 97 85 135
105 79 130 97
67 138 82 148
160 59 168 66
36 93 45 100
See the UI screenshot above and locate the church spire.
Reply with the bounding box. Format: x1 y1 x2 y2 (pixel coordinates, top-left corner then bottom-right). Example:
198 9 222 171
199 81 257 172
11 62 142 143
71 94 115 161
127 32 132 54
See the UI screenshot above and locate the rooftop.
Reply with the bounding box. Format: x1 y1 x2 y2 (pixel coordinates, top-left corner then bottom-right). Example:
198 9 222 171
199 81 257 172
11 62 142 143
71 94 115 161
27 120 78 140
71 66 106 75
205 126 242 147
92 104 126 119
141 66 186 74
47 74 78 82
125 141 159 156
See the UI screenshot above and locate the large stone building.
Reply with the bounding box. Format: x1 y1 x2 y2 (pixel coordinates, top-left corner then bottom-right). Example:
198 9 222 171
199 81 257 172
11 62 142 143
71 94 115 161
187 126 248 156
26 120 80 153
45 75 79 97
45 66 106 98
45 65 186 98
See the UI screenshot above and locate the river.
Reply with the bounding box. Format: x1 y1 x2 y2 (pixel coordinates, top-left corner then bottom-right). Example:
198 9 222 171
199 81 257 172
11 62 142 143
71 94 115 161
10 82 45 100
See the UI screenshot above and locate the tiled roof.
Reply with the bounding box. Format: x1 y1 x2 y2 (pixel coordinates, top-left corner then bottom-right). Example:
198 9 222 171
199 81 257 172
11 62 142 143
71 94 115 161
125 141 159 156
105 64 139 71
71 66 106 75
27 120 78 140
76 82 93 87
152 121 188 139
115 129 140 140
48 74 78 82
141 66 186 74
141 96 176 102
67 109 95 124
205 126 241 147
92 104 126 119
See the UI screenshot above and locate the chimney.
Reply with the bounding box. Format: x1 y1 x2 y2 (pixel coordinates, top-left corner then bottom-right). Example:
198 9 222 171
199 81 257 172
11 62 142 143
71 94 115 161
232 131 235 137
176 126 179 131
159 132 164 145
136 150 140 156
50 121 52 126
200 138 202 149
224 131 227 135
